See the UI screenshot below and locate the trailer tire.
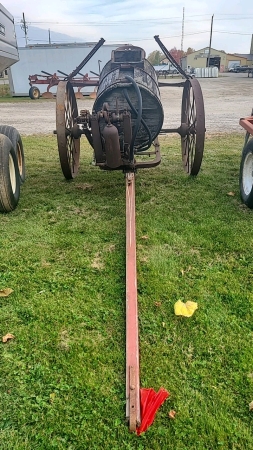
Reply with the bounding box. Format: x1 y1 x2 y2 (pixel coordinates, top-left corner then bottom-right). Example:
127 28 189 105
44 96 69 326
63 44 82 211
0 134 20 213
0 125 25 183
29 86 40 100
239 137 253 208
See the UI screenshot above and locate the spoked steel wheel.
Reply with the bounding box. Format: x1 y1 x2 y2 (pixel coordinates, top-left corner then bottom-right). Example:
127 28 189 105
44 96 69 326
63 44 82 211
239 138 253 208
56 81 80 179
181 78 205 175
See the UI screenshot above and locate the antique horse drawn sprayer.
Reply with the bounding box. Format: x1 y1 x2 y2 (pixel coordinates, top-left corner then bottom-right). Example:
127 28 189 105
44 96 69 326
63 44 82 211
55 36 205 433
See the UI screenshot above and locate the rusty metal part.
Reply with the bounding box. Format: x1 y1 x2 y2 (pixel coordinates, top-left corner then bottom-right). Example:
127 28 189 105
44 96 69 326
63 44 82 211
181 78 205 175
125 172 141 432
123 112 132 157
41 91 54 99
90 70 100 77
66 38 105 80
96 139 161 171
135 138 161 169
103 124 122 168
29 72 99 96
28 73 59 92
160 123 188 137
41 70 53 76
57 70 69 77
154 35 189 79
72 123 82 139
129 366 137 432
76 109 91 125
239 109 253 150
158 81 185 88
239 117 253 136
56 80 80 179
89 89 97 99
90 114 105 163
75 91 84 99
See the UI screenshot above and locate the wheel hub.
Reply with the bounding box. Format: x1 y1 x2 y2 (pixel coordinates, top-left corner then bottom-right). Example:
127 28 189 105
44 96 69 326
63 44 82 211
9 153 16 193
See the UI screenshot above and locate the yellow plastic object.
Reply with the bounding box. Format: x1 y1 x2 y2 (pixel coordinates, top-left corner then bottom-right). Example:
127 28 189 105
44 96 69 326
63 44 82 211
0 288 13 297
174 300 198 317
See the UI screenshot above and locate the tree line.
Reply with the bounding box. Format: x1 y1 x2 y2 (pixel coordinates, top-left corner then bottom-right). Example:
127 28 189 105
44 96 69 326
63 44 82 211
147 48 195 65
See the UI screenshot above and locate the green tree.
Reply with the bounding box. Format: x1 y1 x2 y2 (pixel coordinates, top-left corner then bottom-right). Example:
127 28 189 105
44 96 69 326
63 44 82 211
147 50 165 65
185 47 195 55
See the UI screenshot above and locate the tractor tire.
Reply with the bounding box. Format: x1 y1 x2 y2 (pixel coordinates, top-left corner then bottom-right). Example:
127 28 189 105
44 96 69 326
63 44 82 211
0 125 25 183
239 137 253 208
0 134 20 213
29 86 40 100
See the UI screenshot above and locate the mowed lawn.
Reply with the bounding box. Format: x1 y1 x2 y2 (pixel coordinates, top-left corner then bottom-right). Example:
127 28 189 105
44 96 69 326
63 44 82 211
0 134 253 449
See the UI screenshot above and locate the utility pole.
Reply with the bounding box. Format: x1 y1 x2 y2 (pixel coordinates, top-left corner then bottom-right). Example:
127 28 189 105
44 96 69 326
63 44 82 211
20 12 28 46
206 14 214 67
181 7 185 53
48 29 51 45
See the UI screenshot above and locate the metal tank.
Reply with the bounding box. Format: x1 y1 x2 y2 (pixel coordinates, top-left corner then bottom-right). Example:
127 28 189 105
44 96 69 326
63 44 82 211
93 45 164 154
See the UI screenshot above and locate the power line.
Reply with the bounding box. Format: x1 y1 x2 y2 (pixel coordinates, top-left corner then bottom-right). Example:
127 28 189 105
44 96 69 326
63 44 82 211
215 30 252 35
13 14 253 26
103 31 213 43
20 29 252 46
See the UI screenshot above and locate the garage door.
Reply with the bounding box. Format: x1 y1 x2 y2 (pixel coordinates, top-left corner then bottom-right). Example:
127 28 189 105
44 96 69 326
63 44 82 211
228 60 240 69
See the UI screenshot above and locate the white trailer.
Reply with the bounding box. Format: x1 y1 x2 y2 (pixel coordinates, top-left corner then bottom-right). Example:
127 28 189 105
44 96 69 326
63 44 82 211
0 3 25 213
8 42 120 97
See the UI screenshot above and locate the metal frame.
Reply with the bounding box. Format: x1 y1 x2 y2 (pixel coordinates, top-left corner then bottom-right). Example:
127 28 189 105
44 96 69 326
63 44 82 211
28 39 105 98
54 36 206 433
29 72 99 98
125 172 141 431
240 117 253 135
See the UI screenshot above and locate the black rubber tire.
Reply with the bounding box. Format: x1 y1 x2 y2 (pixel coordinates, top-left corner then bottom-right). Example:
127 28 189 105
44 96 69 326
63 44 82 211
239 137 253 208
0 134 20 213
29 86 40 100
0 125 25 183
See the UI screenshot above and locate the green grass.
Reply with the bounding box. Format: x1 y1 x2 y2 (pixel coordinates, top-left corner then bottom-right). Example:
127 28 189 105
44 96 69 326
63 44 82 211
0 85 54 102
0 83 11 98
0 84 95 102
0 84 52 102
1 134 253 449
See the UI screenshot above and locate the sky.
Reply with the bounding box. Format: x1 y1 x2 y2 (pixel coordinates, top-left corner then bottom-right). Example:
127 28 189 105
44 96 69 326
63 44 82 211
6 0 253 56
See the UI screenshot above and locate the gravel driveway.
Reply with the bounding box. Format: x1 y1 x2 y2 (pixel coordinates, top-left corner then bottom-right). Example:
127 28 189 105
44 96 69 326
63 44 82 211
0 73 252 135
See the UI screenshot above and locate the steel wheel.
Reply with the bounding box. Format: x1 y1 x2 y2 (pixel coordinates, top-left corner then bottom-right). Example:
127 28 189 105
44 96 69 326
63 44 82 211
181 78 205 175
56 81 80 179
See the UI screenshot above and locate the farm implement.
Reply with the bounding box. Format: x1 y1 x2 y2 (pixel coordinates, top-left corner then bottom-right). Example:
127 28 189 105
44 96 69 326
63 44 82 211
28 38 105 99
55 36 206 433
